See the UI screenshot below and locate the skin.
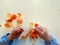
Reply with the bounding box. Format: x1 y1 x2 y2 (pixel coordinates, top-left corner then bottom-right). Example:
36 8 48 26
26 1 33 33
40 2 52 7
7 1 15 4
34 26 51 42
8 26 51 42
8 26 24 41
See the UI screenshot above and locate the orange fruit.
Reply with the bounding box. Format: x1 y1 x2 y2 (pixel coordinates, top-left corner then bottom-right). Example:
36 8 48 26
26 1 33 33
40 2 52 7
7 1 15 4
11 14 17 20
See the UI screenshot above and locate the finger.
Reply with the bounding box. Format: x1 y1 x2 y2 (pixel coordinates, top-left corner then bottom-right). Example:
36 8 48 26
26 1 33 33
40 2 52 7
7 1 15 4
16 31 23 38
20 28 24 32
18 27 24 32
16 34 20 38
13 29 23 37
14 26 22 31
17 29 24 34
11 30 17 35
14 27 24 33
17 28 24 35
13 32 21 38
34 28 43 35
17 30 23 35
36 26 45 32
16 26 24 32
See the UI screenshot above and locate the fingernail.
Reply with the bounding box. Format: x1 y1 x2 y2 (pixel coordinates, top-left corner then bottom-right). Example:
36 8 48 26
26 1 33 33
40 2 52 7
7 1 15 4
21 29 24 32
17 31 20 33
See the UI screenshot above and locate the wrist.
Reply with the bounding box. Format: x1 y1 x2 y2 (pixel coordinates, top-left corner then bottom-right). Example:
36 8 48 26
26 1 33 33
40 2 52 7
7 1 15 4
44 35 51 42
8 34 14 41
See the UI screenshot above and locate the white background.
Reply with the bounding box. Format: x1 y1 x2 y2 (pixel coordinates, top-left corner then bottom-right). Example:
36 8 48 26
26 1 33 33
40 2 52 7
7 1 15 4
0 0 60 45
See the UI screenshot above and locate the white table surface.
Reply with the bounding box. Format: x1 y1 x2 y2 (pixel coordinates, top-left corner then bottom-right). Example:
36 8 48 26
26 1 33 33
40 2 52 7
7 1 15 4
0 0 60 45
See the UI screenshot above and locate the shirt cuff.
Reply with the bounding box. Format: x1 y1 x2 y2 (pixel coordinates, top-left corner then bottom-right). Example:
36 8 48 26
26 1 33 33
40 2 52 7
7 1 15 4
5 33 13 45
44 36 58 45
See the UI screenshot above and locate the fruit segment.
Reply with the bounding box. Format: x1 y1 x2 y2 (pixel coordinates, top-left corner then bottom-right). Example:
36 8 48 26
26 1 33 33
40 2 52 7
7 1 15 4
11 14 17 20
6 18 13 23
29 22 39 40
29 29 38 40
4 22 12 28
17 18 23 24
34 23 39 27
16 12 23 27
